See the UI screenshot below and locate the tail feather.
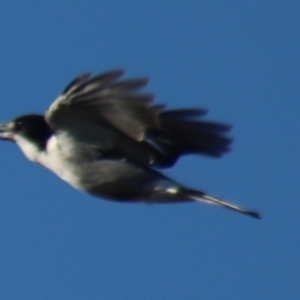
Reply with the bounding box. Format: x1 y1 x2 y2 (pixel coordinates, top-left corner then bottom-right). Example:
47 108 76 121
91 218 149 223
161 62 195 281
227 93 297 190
185 189 261 219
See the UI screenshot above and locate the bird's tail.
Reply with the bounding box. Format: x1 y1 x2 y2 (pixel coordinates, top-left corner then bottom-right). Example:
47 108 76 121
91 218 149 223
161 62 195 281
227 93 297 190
180 188 261 219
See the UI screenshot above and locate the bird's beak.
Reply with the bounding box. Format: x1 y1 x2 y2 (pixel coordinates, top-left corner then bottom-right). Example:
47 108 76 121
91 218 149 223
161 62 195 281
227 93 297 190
0 123 14 140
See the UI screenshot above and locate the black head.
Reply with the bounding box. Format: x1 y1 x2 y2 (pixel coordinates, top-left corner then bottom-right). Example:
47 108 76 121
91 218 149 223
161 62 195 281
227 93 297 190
10 114 53 150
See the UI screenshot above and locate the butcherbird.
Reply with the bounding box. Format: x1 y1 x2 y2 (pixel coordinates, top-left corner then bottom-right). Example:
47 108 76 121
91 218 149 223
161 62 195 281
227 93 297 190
0 69 260 218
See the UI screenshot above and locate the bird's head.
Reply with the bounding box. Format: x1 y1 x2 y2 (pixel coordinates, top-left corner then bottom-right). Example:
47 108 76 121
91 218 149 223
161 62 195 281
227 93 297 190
0 114 53 150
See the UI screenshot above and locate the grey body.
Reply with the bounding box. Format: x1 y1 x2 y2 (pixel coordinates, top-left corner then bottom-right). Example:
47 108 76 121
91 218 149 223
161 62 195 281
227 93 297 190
0 69 260 218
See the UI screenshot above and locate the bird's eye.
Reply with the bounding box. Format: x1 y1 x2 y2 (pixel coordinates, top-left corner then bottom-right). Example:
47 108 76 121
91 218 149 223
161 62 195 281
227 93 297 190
14 121 25 131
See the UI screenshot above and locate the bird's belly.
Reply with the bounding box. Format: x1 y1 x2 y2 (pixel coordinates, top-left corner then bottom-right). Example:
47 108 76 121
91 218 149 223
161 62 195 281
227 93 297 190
37 142 84 190
37 136 163 200
41 155 84 190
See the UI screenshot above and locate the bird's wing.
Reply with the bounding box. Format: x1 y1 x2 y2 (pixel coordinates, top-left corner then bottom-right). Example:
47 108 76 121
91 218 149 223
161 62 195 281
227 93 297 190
46 69 159 141
45 69 232 167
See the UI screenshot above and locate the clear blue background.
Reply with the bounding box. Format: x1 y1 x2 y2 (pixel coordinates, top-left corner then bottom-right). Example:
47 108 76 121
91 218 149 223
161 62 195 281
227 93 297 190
0 1 299 299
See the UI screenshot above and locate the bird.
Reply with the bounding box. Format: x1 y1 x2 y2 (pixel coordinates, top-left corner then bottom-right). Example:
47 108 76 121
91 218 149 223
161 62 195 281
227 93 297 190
0 69 260 219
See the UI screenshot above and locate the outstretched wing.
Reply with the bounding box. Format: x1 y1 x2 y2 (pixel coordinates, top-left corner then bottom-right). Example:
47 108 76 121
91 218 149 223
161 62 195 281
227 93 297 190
46 70 159 141
45 69 232 167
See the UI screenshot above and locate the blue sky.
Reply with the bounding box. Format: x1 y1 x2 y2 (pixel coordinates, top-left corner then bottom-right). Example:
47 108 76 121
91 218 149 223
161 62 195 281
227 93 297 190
0 1 299 299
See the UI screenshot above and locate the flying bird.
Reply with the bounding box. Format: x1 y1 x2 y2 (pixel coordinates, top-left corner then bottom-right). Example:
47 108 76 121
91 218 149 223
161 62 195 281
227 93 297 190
0 69 260 218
